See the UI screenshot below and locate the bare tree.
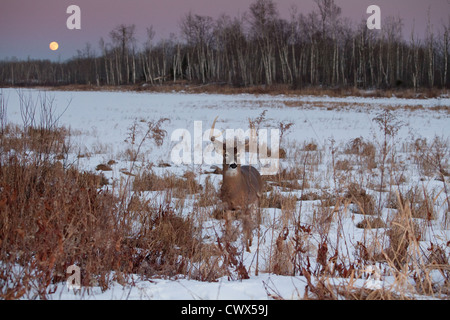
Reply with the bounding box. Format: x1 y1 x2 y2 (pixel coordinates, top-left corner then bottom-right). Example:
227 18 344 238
426 9 435 87
180 12 214 83
443 19 449 87
110 24 136 84
249 0 279 85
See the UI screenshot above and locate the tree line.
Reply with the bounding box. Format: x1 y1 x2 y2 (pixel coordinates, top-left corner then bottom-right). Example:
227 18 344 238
1 0 449 90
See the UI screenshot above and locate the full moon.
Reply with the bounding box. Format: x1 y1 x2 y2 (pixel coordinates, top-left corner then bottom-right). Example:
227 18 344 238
49 41 59 51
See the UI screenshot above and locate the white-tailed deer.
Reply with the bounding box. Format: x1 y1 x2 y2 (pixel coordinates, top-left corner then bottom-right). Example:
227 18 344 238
210 116 263 251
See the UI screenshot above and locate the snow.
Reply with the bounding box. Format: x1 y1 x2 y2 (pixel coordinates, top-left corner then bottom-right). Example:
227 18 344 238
1 88 449 300
50 274 306 300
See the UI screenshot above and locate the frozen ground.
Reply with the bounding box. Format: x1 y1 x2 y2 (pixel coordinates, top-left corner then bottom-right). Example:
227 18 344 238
1 88 449 300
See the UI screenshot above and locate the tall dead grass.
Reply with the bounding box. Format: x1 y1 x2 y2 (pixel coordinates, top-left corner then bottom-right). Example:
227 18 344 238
262 112 449 300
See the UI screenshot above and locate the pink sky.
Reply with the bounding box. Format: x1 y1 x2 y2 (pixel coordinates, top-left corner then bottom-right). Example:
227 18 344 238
1 0 449 61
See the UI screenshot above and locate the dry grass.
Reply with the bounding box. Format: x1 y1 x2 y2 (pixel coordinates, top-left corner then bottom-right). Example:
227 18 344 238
262 130 449 299
260 190 297 211
48 83 449 100
0 148 122 298
345 183 377 216
356 217 386 229
133 169 202 194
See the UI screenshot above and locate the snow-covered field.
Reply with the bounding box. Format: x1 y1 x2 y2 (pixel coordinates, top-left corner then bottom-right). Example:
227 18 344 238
4 89 448 169
1 88 449 300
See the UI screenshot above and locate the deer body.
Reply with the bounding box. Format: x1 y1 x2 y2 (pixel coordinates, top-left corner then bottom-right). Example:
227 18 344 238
221 164 262 211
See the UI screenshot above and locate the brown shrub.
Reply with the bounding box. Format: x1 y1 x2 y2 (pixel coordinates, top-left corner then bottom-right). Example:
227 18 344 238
387 187 435 220
344 137 376 170
356 217 386 229
260 190 297 210
133 170 202 195
130 204 197 277
0 154 122 297
386 201 413 270
345 183 377 215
